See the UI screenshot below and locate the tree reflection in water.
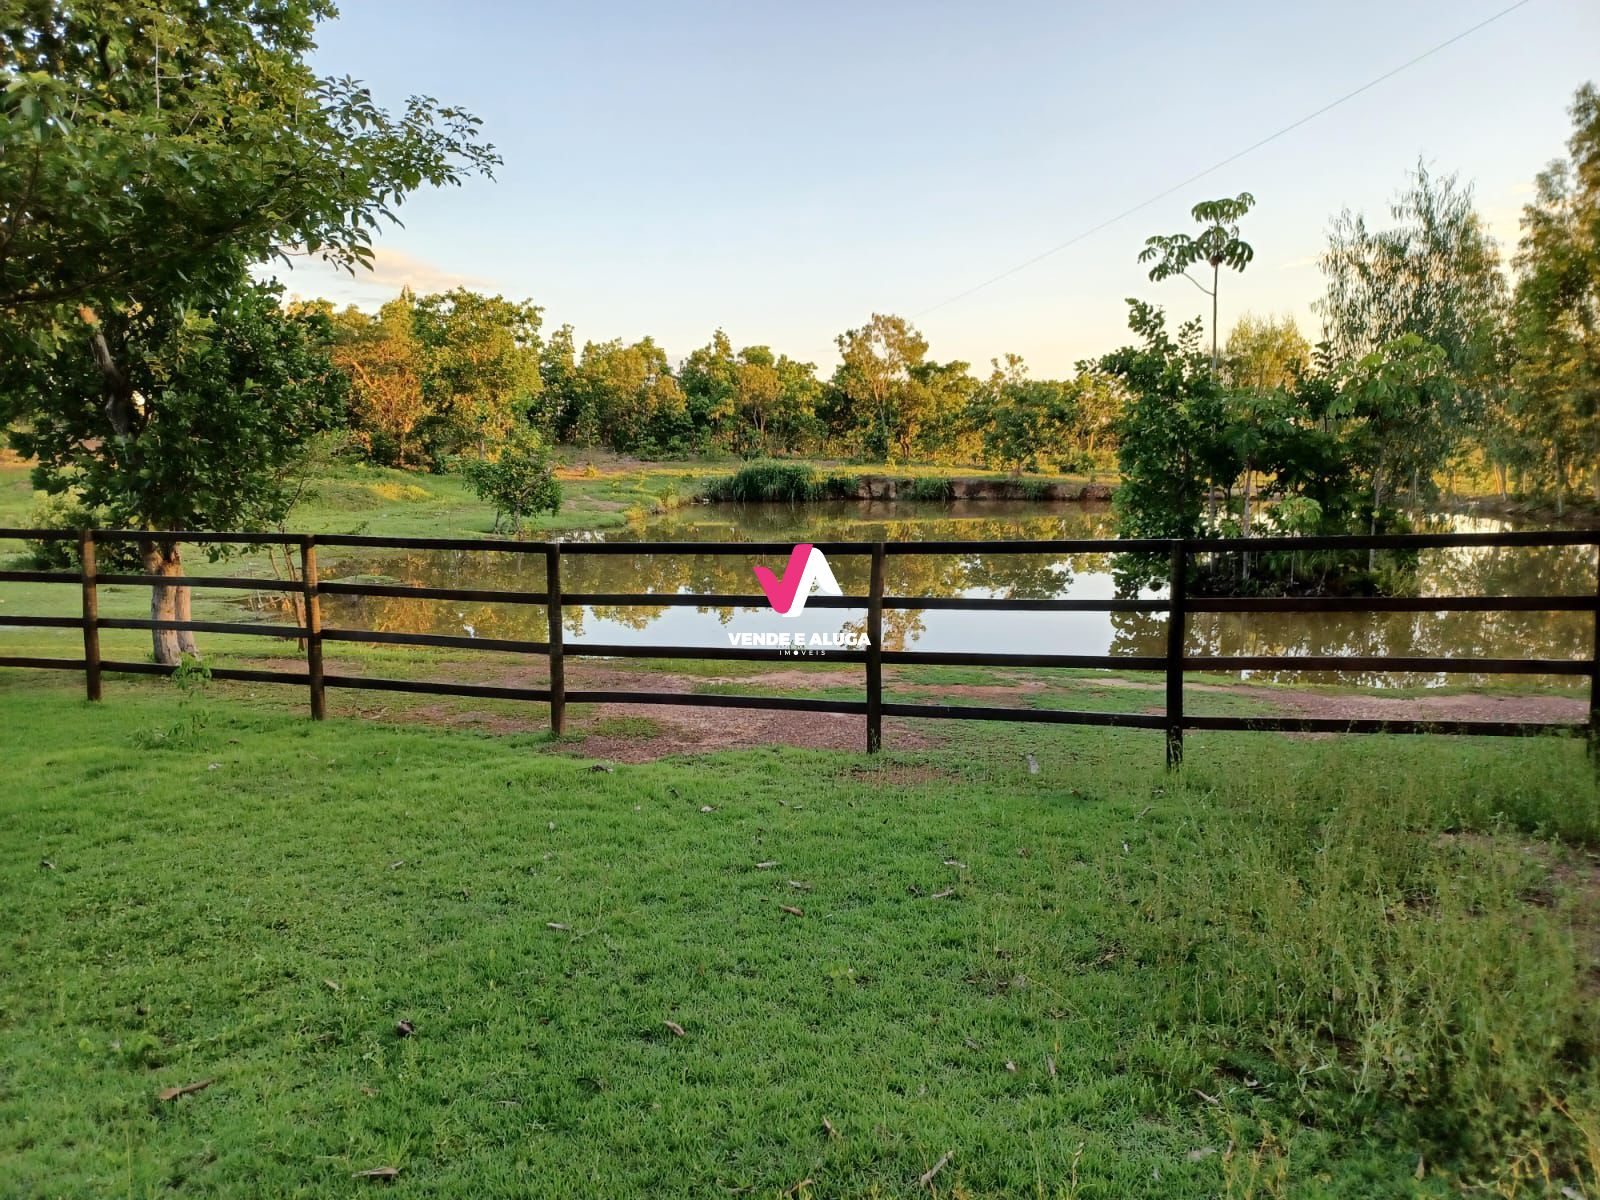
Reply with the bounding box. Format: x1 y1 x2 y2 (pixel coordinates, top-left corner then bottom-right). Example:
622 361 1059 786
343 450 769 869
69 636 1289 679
308 499 1593 687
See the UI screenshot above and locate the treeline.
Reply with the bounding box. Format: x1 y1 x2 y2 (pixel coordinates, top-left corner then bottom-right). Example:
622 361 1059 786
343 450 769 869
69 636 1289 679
317 298 1127 474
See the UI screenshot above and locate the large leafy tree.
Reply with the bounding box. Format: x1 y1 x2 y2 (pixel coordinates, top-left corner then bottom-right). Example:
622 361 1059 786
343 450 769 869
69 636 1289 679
1138 193 1256 371
678 330 741 449
412 289 542 461
1316 164 1507 494
977 355 1076 475
826 314 929 460
330 292 428 467
1 1 496 660
574 338 688 454
3 279 347 662
1102 302 1235 540
1224 313 1311 392
1509 83 1600 509
728 346 821 457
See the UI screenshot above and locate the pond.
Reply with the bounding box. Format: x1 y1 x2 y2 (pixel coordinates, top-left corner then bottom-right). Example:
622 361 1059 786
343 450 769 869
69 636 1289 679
314 500 1596 687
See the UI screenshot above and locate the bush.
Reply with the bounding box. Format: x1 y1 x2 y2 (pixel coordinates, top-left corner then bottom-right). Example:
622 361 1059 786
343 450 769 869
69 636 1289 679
903 476 954 502
23 495 141 569
458 433 562 536
702 462 859 503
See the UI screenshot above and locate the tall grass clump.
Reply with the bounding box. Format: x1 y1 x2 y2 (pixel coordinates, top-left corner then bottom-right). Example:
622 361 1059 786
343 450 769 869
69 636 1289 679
703 462 858 503
1118 738 1600 1186
903 476 954 502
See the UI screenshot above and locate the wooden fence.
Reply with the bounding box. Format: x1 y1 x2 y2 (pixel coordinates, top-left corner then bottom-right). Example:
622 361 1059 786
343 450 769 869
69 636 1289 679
1 527 1596 764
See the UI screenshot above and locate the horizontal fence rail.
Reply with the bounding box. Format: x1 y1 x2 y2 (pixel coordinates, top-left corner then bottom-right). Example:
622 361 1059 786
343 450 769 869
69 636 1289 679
1 526 1597 764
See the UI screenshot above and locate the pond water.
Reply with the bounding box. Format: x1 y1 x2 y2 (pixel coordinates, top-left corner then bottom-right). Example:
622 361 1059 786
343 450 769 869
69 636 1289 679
314 500 1597 686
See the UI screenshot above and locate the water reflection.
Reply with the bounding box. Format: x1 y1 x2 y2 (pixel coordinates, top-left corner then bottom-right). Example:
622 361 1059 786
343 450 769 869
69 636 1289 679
308 500 1595 688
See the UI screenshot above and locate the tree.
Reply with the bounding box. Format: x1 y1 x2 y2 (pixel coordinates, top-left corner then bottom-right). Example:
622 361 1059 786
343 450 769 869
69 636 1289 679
1 1 495 662
575 338 688 454
1317 163 1507 491
1224 313 1311 392
1138 193 1256 371
905 359 978 463
412 290 542 461
1102 302 1235 540
1065 366 1127 471
2 279 347 663
459 429 562 535
538 324 581 442
729 346 821 457
827 314 929 460
1330 334 1457 541
679 330 740 450
331 292 427 467
978 356 1076 475
1509 83 1600 510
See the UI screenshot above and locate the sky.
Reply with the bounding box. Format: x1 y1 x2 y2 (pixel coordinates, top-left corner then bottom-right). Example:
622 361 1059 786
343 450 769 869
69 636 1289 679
270 0 1600 377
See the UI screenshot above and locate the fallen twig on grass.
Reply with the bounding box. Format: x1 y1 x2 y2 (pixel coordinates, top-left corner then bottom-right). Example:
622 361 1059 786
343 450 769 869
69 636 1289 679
157 1078 214 1102
918 1150 953 1187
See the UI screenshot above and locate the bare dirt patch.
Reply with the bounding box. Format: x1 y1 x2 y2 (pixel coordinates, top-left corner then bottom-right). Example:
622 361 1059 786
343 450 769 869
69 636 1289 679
333 660 938 762
1093 674 1585 725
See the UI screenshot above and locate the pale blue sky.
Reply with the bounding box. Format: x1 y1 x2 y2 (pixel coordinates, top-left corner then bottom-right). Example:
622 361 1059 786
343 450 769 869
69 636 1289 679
271 0 1600 376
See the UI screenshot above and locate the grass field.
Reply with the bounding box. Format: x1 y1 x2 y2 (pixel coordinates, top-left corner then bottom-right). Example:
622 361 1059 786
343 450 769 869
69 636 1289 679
2 673 1598 1198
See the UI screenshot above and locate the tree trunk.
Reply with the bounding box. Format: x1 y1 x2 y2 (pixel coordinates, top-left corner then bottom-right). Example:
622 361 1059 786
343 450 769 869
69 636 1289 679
174 580 201 658
141 540 185 665
1210 263 1220 374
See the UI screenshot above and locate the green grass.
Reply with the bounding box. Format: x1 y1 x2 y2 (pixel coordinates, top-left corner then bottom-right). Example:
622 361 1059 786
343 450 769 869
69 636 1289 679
2 675 1598 1197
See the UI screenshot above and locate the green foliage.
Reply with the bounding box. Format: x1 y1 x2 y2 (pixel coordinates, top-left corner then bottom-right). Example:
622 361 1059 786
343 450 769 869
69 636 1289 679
1318 163 1507 487
701 462 857 503
976 354 1078 475
5 280 347 536
1103 301 1231 539
22 494 137 570
679 331 822 457
458 431 562 535
1139 192 1257 365
561 337 689 454
824 313 931 461
133 656 213 748
1 1 496 369
1506 83 1600 508
902 476 954 502
413 290 543 459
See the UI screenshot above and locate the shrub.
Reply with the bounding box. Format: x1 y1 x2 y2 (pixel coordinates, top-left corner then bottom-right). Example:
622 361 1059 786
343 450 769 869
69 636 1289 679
701 463 871 503
23 495 141 569
903 476 954 502
458 432 562 536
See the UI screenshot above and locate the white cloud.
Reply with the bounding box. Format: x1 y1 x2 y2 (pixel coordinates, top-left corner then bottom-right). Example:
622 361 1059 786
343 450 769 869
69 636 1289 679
254 246 502 309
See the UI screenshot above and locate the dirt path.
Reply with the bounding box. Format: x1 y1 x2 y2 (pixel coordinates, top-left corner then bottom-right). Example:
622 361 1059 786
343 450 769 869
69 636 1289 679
320 656 1584 761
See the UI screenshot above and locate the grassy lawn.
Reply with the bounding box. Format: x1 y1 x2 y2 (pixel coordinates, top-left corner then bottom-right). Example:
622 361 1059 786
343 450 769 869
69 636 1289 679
2 674 1598 1198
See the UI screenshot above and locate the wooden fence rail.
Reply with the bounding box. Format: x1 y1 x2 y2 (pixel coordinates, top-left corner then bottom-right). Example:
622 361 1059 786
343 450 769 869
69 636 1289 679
1 527 1597 763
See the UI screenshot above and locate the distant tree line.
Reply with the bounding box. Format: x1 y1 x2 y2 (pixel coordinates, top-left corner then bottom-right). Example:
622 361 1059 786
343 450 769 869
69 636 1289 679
318 297 1129 474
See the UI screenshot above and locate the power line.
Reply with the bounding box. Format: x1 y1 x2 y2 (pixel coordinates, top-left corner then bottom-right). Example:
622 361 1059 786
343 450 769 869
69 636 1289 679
912 0 1538 319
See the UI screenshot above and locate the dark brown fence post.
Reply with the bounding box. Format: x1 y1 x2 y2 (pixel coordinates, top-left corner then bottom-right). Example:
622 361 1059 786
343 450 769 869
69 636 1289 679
866 542 885 752
80 529 101 702
300 536 325 720
1166 539 1187 769
546 542 565 737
